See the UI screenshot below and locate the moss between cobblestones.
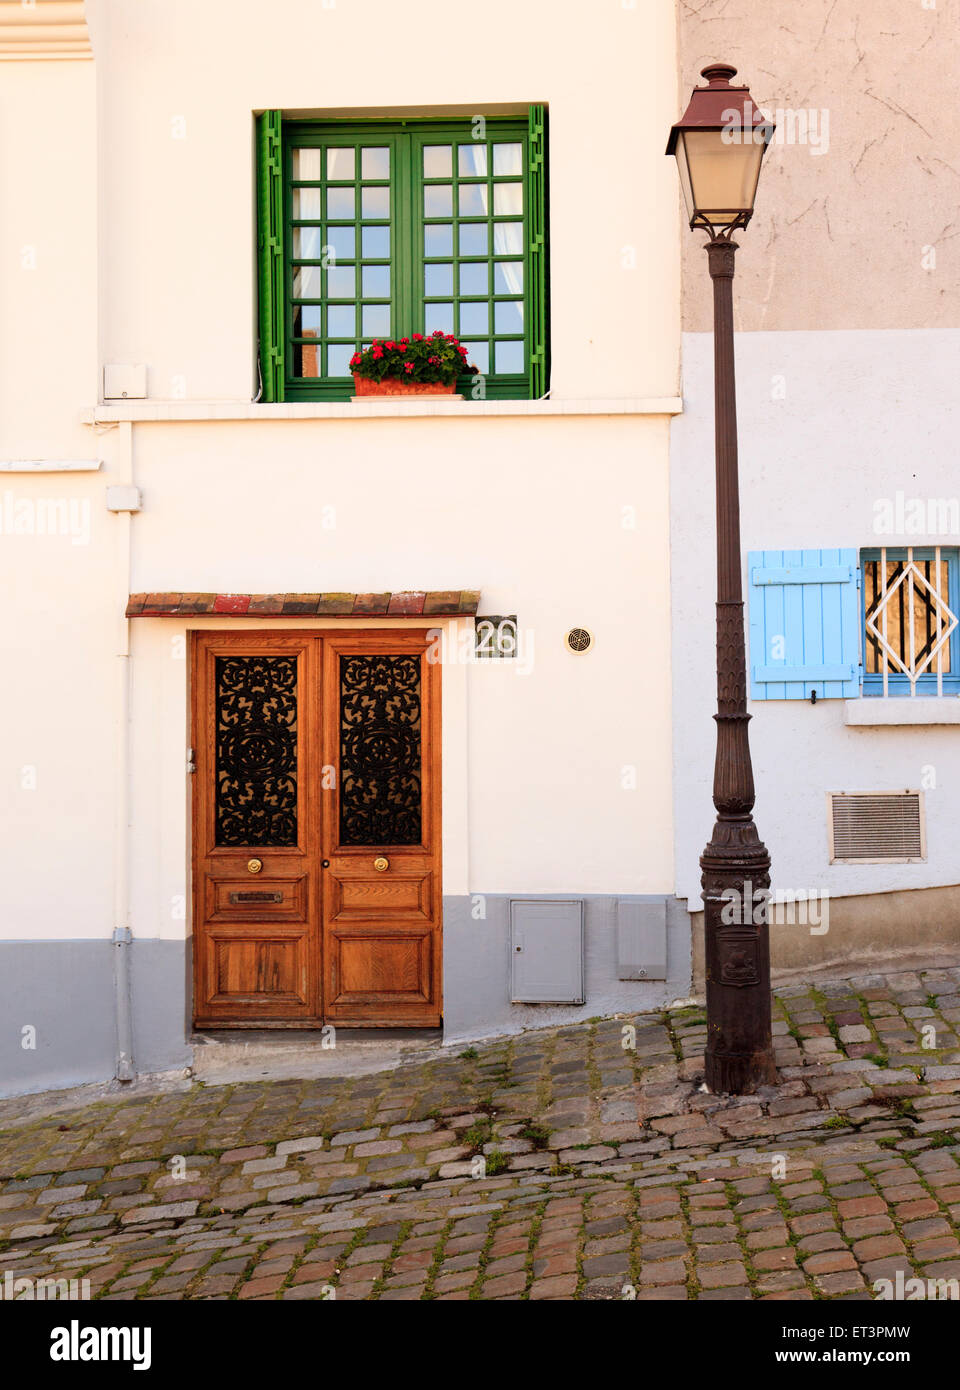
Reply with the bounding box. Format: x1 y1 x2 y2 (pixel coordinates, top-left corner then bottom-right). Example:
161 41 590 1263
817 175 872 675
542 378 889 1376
370 1220 412 1299
421 1218 454 1300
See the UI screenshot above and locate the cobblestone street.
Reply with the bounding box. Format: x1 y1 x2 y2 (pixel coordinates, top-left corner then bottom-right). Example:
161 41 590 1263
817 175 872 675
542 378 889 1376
3 964 960 1302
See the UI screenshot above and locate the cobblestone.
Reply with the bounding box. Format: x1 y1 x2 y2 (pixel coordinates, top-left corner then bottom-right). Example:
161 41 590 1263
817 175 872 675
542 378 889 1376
1 964 959 1301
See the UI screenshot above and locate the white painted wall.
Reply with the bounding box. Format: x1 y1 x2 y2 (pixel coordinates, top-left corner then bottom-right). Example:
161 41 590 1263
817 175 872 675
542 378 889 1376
671 328 960 906
87 0 681 403
0 0 681 952
123 413 674 946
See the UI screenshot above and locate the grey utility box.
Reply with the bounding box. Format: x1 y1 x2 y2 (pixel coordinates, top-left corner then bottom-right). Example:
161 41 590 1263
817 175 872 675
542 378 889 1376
510 899 584 1003
616 899 667 980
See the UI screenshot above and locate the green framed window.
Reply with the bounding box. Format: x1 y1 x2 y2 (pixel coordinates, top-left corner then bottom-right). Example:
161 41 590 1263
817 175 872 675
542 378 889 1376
256 110 549 402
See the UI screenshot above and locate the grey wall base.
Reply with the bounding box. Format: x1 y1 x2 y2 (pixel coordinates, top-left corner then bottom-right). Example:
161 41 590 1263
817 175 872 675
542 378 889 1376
0 939 191 1099
1 901 693 1096
442 895 692 1043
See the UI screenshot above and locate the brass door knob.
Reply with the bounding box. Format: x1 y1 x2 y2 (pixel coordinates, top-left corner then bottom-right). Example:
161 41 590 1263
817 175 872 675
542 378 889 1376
373 856 389 873
247 858 263 874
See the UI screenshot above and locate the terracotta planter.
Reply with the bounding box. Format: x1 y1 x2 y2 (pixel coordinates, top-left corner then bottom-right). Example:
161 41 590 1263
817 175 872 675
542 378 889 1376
352 375 457 397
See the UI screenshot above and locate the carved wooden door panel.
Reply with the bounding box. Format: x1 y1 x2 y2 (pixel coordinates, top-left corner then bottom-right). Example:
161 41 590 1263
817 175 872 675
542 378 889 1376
320 632 442 1027
192 633 320 1026
192 630 441 1028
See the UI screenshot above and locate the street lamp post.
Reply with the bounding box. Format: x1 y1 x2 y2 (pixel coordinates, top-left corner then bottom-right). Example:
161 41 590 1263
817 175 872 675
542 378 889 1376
667 64 778 1094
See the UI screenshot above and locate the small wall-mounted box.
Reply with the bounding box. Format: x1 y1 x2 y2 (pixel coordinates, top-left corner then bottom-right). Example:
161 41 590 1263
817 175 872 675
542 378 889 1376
105 486 142 513
616 899 667 980
103 364 147 400
510 899 584 1004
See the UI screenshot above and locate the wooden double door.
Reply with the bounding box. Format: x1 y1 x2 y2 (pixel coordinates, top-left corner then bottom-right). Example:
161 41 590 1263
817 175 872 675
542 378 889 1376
192 630 441 1028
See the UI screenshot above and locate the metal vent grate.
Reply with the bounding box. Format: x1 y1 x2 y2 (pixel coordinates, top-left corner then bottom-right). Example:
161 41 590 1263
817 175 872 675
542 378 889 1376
565 627 594 653
828 791 926 863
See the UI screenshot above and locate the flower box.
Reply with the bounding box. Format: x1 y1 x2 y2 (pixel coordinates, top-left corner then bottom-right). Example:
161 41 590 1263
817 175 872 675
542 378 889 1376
352 376 458 397
349 331 476 399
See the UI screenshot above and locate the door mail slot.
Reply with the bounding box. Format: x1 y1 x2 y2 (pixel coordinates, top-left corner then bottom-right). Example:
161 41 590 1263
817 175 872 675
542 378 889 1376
229 890 284 905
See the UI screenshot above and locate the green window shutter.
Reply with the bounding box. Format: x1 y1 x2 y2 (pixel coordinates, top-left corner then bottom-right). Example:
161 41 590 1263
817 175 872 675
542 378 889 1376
528 103 549 398
256 110 285 402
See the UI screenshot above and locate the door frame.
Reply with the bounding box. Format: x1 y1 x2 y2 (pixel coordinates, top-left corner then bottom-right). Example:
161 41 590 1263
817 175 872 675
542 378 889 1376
189 627 442 1029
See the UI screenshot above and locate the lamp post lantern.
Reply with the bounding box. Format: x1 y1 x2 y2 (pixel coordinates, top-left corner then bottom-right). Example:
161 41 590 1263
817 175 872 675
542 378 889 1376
667 64 777 1095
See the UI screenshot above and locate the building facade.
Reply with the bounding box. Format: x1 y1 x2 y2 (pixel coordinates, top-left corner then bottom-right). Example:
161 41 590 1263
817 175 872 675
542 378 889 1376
672 0 960 980
3 0 956 1101
0 0 684 1096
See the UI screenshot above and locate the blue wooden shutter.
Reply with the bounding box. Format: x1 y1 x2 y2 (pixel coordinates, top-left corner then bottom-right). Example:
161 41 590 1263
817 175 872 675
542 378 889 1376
748 549 862 699
256 111 284 402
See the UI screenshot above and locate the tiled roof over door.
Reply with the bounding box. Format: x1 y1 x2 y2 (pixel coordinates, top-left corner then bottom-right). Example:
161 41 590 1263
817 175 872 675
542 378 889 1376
125 590 481 617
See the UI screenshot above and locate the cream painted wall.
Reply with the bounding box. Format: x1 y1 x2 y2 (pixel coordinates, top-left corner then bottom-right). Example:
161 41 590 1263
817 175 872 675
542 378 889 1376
86 0 681 401
124 413 674 927
1 1 679 955
0 60 98 453
0 51 120 944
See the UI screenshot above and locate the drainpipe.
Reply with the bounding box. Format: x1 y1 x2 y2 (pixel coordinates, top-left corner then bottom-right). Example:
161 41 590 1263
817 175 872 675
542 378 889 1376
106 420 138 1081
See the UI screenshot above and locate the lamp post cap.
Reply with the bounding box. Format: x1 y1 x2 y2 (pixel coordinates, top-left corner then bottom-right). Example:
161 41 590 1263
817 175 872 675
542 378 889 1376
700 63 739 86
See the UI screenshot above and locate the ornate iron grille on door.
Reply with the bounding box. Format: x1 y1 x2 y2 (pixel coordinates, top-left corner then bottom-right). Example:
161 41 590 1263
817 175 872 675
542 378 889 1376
215 655 298 846
339 654 422 845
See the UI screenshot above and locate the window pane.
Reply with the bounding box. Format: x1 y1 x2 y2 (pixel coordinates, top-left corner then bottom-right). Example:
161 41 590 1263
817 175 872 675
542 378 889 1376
424 224 453 257
493 142 523 176
460 302 489 335
423 144 452 177
296 342 322 377
293 305 322 336
425 263 453 296
361 186 389 219
362 225 390 258
458 184 488 217
362 265 390 297
292 226 325 259
493 222 524 254
424 184 453 217
361 146 390 179
362 304 390 336
327 305 355 337
292 148 324 180
493 182 523 216
293 187 323 219
293 265 323 298
327 265 356 298
327 344 355 377
495 300 524 334
327 187 355 219
424 304 454 335
459 263 488 296
495 340 524 373
463 342 489 374
458 144 488 177
494 261 524 295
864 557 955 677
326 147 355 181
459 223 488 256
325 226 356 260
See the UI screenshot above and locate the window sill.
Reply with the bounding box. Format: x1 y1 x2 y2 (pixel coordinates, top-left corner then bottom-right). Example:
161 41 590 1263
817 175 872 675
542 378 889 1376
844 698 960 726
82 396 683 424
